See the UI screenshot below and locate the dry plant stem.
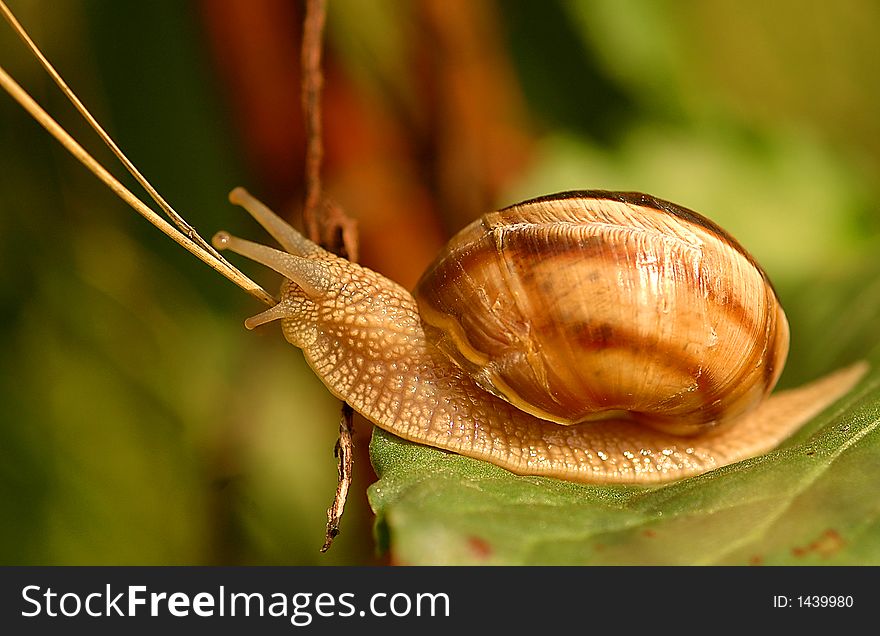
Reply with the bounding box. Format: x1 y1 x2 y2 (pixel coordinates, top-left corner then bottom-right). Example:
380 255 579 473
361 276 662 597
300 0 358 261
321 199 359 263
0 0 226 265
0 64 275 306
321 403 355 553
0 1 274 306
301 0 326 240
300 0 359 551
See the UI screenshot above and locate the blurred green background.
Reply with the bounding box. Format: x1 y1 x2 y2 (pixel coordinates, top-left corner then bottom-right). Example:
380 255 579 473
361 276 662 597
0 0 878 565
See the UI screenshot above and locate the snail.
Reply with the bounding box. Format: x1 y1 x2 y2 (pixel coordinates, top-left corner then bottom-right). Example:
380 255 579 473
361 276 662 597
212 187 866 484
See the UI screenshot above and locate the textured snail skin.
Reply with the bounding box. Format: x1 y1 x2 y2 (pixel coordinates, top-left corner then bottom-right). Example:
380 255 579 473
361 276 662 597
214 188 867 484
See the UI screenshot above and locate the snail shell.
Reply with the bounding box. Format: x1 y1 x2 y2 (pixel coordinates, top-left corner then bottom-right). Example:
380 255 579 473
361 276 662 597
414 191 789 435
213 188 866 483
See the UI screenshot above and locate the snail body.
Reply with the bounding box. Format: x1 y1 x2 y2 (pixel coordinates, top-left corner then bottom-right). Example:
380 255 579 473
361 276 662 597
213 188 865 484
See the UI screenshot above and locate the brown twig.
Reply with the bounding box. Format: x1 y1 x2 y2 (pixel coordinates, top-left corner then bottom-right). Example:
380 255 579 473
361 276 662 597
301 0 359 551
320 199 359 262
0 1 275 307
301 0 326 243
321 403 355 552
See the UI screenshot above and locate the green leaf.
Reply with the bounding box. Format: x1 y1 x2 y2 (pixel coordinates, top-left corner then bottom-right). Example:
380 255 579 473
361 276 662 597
368 365 880 565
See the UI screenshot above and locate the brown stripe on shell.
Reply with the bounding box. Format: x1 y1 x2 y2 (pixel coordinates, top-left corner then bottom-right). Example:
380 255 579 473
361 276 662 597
523 317 767 430
441 220 766 341
763 321 780 387
499 190 778 298
761 302 789 389
569 320 721 404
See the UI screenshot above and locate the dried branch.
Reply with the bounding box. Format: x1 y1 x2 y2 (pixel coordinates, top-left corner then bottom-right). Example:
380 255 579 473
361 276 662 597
301 0 326 242
300 0 359 551
0 0 274 306
321 403 355 552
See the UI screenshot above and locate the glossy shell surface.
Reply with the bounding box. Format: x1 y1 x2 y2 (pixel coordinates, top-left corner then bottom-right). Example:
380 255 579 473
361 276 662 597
414 191 790 435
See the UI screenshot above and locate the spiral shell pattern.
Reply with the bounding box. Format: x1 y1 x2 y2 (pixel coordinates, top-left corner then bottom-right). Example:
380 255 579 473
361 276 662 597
414 191 789 435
